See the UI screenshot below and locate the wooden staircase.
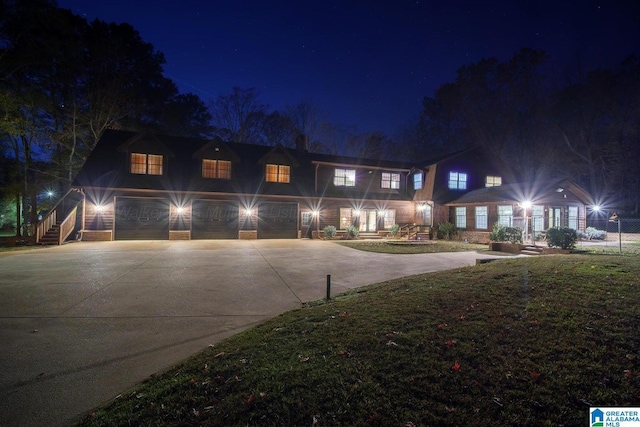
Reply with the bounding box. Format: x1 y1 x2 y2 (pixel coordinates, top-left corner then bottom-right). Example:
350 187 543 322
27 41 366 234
35 189 83 246
38 220 63 245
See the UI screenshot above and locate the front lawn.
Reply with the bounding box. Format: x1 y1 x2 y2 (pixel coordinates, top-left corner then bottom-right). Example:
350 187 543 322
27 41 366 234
78 255 640 426
336 240 489 254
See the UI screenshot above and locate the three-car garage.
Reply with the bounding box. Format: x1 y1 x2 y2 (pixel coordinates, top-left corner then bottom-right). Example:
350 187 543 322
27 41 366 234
113 197 299 240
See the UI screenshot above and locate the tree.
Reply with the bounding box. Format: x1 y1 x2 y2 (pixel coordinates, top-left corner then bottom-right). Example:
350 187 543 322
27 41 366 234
209 87 268 144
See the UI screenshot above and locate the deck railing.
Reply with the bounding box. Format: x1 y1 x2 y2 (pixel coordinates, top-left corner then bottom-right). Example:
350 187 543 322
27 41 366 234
34 189 83 245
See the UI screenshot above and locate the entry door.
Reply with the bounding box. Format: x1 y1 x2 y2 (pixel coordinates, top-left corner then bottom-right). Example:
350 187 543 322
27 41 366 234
549 208 562 228
358 210 377 232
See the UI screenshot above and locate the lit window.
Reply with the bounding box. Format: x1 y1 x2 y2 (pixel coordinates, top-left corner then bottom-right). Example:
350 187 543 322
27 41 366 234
455 207 467 229
498 205 513 227
448 171 467 189
266 164 290 183
383 209 396 229
339 208 353 228
130 153 163 175
334 169 356 187
413 172 422 190
302 212 312 226
381 172 400 189
475 206 488 229
202 159 231 179
485 175 502 187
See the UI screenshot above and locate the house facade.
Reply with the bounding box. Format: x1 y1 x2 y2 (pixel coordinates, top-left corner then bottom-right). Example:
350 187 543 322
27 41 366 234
67 130 592 242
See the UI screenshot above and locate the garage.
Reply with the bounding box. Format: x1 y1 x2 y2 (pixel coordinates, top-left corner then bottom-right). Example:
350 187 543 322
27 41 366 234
258 203 298 239
191 200 239 239
114 197 170 240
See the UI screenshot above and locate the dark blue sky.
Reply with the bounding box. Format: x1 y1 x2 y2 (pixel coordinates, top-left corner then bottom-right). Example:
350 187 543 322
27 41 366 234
57 0 640 135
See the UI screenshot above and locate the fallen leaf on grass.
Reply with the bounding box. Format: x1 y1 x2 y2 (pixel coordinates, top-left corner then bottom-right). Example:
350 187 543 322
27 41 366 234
452 361 461 371
386 341 398 347
530 371 541 380
247 394 255 404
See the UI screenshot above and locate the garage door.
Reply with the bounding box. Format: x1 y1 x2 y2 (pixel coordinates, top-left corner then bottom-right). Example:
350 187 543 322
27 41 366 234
258 203 298 239
191 200 239 239
114 197 169 240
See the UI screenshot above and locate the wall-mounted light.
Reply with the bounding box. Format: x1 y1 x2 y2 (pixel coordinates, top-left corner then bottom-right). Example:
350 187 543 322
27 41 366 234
95 204 105 213
176 206 185 214
520 200 532 210
311 210 319 217
378 209 386 216
244 208 253 216
354 209 361 216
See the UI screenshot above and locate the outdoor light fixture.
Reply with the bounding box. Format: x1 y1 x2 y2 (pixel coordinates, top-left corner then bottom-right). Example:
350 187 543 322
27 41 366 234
417 203 425 211
354 209 361 215
95 204 105 212
245 208 253 216
520 200 532 210
176 206 185 214
311 210 319 217
47 191 54 198
592 205 601 212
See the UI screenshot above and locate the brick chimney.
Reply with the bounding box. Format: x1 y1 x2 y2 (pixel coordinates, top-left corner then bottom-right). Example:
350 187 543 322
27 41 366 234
295 134 309 152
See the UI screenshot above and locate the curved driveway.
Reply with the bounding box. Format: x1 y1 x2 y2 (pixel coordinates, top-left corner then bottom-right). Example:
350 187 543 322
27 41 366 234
0 240 505 427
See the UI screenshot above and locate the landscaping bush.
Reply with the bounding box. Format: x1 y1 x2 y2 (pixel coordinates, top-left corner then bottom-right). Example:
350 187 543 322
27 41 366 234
546 227 578 249
585 226 606 240
437 222 457 240
489 223 523 244
345 225 359 239
323 225 337 238
389 223 400 237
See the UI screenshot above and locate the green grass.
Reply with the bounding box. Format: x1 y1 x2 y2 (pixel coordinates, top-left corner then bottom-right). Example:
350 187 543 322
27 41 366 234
336 240 489 254
78 255 640 426
576 241 640 256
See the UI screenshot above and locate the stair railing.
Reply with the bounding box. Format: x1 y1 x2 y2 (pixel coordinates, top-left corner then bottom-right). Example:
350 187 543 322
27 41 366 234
35 188 83 245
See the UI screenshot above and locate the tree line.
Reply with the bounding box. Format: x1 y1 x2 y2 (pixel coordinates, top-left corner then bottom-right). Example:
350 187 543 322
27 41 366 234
1 0 638 237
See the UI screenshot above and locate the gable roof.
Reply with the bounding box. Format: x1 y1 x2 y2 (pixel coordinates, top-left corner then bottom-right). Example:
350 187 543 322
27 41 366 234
72 130 413 199
446 178 593 205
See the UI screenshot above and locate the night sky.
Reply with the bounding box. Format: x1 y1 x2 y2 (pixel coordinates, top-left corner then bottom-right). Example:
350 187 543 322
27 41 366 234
57 0 640 135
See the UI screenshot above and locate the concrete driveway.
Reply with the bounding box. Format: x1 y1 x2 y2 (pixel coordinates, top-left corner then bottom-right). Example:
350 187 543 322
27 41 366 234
0 240 505 426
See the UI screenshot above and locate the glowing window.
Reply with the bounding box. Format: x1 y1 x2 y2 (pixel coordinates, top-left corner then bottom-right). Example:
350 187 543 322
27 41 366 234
202 159 231 179
485 175 502 187
455 207 467 229
413 172 422 190
448 172 467 190
498 205 513 227
266 164 290 183
383 209 396 229
475 206 488 229
130 153 163 175
381 172 400 189
334 169 356 186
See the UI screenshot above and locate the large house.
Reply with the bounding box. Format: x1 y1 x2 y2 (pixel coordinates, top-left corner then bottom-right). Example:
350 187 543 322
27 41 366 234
38 130 592 243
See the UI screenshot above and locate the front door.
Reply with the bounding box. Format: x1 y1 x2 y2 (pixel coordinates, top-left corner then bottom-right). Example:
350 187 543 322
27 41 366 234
358 210 377 232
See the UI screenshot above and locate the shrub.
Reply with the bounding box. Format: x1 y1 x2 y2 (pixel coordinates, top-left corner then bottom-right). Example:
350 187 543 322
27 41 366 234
389 223 400 237
345 225 359 238
323 225 337 238
490 223 523 244
437 222 457 240
545 227 577 249
585 226 606 240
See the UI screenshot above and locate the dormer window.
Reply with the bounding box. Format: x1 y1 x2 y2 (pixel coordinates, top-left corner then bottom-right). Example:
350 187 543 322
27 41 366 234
202 159 231 179
486 175 502 187
448 171 467 190
334 168 356 187
266 164 290 183
381 172 400 189
413 172 423 190
131 153 163 175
